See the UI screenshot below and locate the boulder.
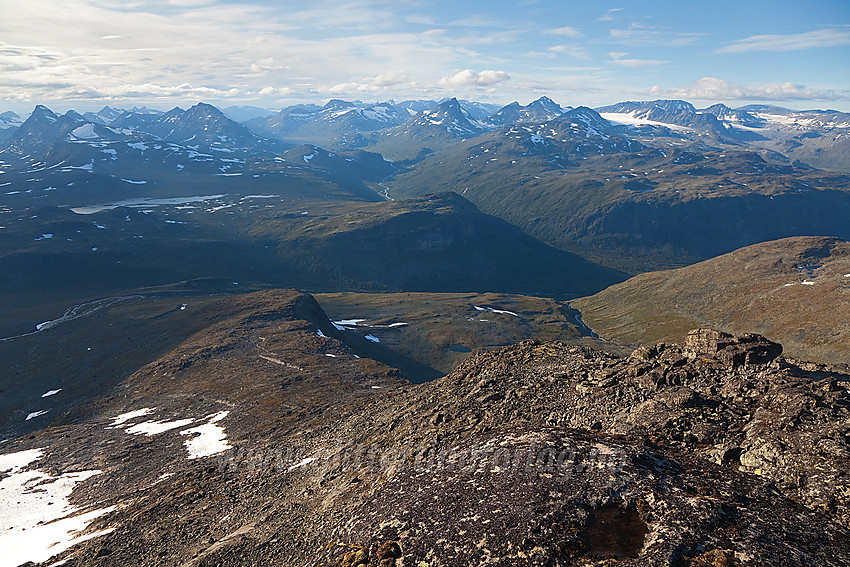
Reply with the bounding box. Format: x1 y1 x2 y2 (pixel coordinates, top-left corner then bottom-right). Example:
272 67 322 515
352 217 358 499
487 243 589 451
685 328 782 367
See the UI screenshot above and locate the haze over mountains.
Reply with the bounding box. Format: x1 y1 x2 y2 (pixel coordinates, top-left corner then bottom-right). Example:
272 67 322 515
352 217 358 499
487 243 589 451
2 93 850 566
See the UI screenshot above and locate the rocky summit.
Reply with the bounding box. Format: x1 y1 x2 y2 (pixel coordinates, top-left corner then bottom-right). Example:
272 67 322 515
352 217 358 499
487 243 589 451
2 290 847 566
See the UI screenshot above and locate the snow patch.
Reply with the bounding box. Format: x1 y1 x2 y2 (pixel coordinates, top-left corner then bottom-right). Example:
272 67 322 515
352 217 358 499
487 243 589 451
109 407 155 427
286 457 318 472
474 305 519 317
333 319 366 327
0 452 114 567
0 448 43 473
364 334 380 343
180 411 231 459
41 389 62 398
124 418 195 436
25 411 49 421
599 112 692 131
70 124 98 139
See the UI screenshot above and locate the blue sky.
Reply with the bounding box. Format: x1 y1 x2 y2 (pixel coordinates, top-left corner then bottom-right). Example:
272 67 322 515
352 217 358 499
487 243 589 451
1 0 848 113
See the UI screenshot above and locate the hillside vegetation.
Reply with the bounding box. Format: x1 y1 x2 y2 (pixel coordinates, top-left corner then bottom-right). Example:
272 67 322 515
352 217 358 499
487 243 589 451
573 236 850 364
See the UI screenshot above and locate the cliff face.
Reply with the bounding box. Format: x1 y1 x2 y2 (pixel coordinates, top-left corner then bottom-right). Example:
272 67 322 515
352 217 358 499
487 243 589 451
1 290 847 566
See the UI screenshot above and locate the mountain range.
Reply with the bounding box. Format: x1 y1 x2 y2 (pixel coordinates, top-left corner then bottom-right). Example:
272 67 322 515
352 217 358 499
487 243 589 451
2 94 849 566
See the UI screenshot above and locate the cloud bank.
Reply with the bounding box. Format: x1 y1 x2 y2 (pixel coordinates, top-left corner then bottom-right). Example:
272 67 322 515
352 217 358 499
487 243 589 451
438 70 511 87
651 77 848 102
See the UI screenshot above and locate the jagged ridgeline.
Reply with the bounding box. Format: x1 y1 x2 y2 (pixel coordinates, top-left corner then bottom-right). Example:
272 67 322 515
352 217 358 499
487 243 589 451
0 290 847 565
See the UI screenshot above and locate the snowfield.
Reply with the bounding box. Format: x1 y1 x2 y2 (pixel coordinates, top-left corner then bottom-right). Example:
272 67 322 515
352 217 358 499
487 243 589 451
0 448 114 567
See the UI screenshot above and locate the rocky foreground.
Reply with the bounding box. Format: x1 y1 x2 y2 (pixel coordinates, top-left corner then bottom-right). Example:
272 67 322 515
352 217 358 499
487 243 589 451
1 291 848 566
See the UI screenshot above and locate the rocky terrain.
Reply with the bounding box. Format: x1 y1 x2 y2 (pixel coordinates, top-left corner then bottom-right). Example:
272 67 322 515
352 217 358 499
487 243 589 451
573 236 850 365
1 290 847 566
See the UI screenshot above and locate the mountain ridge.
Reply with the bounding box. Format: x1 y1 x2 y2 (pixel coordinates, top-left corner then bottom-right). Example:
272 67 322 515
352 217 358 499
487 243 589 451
1 291 847 565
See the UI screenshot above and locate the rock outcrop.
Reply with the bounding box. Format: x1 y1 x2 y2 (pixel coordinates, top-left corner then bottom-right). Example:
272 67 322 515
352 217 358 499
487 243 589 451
684 328 783 366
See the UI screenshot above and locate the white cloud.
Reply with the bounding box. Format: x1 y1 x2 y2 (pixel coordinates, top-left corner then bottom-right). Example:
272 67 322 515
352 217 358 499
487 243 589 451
169 0 218 6
258 86 293 97
248 58 279 75
651 77 848 102
717 27 850 53
448 16 507 28
438 69 510 87
328 71 414 94
547 26 582 38
0 1 846 113
549 45 591 60
0 1 472 108
608 52 668 67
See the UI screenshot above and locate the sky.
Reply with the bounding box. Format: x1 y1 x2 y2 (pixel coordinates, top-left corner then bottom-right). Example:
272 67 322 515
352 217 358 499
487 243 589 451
1 0 849 115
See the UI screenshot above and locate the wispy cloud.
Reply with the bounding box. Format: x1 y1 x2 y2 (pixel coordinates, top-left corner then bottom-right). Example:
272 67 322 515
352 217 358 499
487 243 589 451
547 26 582 38
609 23 703 46
439 69 510 87
548 45 591 60
651 77 849 102
598 8 623 22
0 0 477 107
608 52 668 68
448 15 507 28
717 27 850 53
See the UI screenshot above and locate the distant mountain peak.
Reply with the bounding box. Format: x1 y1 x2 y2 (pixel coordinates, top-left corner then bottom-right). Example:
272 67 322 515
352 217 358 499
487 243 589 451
488 97 566 127
185 102 228 121
324 99 357 110
0 110 23 129
32 104 59 119
652 99 697 113
530 96 564 113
